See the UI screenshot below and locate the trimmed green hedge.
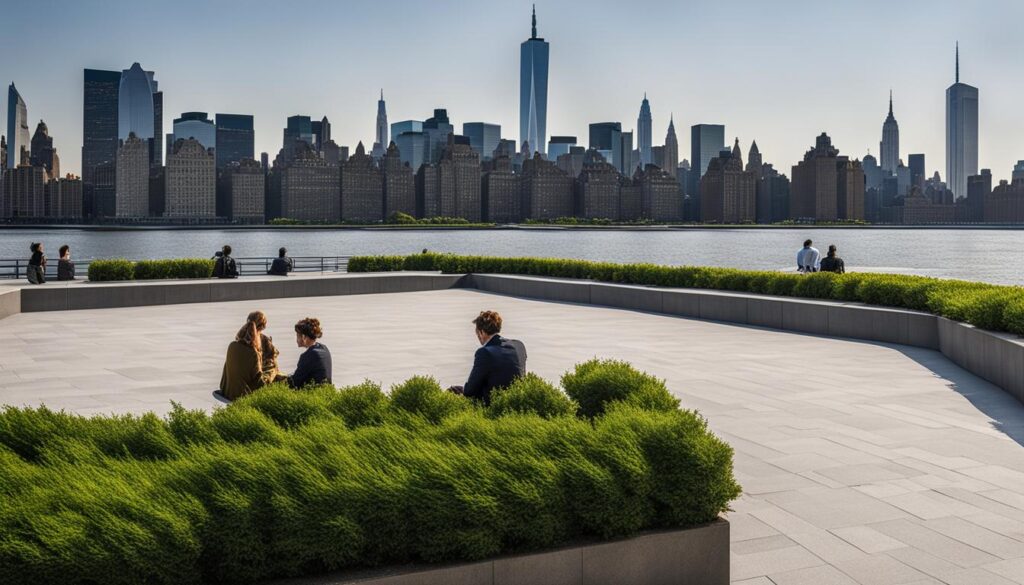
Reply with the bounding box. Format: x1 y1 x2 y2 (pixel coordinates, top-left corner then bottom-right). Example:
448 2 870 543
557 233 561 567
347 253 1024 335
0 362 739 585
88 258 215 281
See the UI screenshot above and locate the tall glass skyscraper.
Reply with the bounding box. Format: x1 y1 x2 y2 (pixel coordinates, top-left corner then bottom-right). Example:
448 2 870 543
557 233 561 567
946 43 978 200
6 83 29 169
83 69 121 217
215 114 254 168
689 124 726 212
520 5 549 156
463 122 501 161
637 94 652 167
172 112 215 150
589 122 622 170
118 63 155 144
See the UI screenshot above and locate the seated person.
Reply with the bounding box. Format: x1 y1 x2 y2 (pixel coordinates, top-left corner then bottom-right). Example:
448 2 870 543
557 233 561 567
449 310 526 405
57 245 76 281
268 247 294 276
219 311 275 400
288 317 332 388
213 245 239 278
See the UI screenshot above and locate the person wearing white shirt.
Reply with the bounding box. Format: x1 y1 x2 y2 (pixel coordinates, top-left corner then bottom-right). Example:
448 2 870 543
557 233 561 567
796 239 821 273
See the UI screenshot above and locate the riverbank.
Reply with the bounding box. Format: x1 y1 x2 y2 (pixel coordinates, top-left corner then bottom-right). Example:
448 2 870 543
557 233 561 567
2 223 1023 232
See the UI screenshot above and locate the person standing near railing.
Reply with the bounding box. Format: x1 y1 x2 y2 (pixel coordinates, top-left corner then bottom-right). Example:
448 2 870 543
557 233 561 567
26 243 46 285
57 245 76 281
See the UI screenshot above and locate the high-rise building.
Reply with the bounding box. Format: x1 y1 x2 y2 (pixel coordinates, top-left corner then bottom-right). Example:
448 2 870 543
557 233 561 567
482 155 518 223
30 120 59 177
689 124 725 213
382 141 415 218
1 135 6 170
838 158 866 221
340 142 384 223
946 43 979 200
172 112 215 151
391 120 423 144
1012 161 1024 183
700 139 756 223
437 135 482 221
620 131 635 175
662 115 679 179
520 5 549 156
45 175 83 219
908 154 926 190
151 82 163 166
82 69 121 217
283 115 314 155
118 64 155 154
215 114 254 169
6 83 29 170
966 169 991 222
575 159 620 220
223 158 265 223
748 141 772 224
115 133 150 218
986 176 1024 223
555 145 586 179
372 91 388 160
1 164 46 218
547 136 576 159
791 133 864 221
639 164 682 221
589 122 622 170
463 123 501 162
423 109 454 164
880 91 899 175
312 117 331 151
165 138 215 219
276 141 340 222
637 93 652 167
519 152 573 220
395 131 426 172
416 163 439 218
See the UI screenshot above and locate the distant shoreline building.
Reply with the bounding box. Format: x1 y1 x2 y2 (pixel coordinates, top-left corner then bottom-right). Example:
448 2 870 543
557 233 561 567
946 44 979 200
520 5 549 156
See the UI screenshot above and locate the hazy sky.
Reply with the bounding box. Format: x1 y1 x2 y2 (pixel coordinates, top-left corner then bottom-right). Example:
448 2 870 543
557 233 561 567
2 0 1022 180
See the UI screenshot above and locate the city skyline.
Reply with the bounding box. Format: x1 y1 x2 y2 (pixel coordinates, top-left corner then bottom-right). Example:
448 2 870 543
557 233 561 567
1 0 1022 181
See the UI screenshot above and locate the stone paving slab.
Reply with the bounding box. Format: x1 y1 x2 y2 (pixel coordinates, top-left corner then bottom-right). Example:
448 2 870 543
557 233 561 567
1 289 1024 584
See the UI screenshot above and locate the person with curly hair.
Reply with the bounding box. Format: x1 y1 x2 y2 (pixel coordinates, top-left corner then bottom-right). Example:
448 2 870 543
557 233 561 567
448 310 527 405
288 317 332 389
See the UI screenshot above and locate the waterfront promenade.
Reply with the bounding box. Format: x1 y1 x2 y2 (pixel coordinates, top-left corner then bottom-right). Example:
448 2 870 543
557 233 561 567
2 286 1024 583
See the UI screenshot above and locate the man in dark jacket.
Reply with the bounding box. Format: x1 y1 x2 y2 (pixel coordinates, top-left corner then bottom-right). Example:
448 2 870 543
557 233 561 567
213 245 239 278
820 244 846 274
268 247 293 276
450 310 526 405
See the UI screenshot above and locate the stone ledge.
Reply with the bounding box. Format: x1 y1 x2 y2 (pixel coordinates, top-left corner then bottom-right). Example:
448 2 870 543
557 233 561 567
266 520 729 585
0 288 19 321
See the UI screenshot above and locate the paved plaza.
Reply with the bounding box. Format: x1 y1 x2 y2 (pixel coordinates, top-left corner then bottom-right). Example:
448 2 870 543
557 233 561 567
2 289 1024 584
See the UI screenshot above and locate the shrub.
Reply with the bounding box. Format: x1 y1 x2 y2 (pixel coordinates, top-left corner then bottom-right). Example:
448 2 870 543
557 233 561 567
87 258 134 281
0 365 739 585
488 373 576 419
1005 298 1024 336
134 258 214 280
562 359 679 418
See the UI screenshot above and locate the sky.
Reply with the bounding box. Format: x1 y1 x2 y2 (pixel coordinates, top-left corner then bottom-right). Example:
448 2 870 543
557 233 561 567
1 0 1023 181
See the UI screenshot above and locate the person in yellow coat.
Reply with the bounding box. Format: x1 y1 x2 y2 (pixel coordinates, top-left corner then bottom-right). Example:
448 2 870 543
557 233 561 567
219 311 277 400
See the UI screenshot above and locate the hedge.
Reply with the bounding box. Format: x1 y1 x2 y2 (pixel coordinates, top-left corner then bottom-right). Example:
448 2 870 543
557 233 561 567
0 362 739 585
347 253 1024 335
88 258 215 281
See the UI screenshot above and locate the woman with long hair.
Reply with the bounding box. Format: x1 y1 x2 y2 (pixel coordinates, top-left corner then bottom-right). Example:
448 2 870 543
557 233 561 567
218 310 276 400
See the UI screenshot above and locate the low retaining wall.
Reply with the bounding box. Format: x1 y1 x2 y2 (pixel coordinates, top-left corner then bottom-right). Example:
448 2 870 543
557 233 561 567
269 520 729 585
467 274 1024 404
0 289 19 321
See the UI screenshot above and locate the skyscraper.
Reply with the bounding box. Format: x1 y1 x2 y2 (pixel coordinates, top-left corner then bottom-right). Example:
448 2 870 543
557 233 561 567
946 43 979 200
880 91 899 175
82 69 121 217
165 138 216 219
6 83 29 170
463 123 501 161
215 114 255 169
547 136 576 159
118 63 155 149
115 133 150 218
689 124 725 214
589 122 622 171
171 112 215 150
340 142 384 222
637 93 652 167
372 90 388 160
663 115 678 179
908 154 926 190
520 5 549 156
30 120 59 177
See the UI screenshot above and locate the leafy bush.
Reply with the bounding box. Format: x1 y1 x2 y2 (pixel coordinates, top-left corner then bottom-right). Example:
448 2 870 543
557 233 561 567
488 373 576 419
347 254 1024 335
0 364 738 585
562 359 680 418
87 258 134 281
134 258 214 280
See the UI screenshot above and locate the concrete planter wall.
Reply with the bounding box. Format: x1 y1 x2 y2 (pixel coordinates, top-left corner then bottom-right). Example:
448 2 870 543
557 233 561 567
269 520 729 585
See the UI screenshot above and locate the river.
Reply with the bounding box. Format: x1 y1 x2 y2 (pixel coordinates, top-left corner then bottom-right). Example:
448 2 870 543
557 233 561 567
0 227 1021 285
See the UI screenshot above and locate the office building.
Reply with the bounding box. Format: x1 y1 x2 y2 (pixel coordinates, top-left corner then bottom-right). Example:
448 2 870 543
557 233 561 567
30 120 59 177
909 154 926 190
700 140 756 223
790 133 864 221
575 159 621 220
966 169 991 222
620 131 635 175
662 116 679 179
382 141 415 217
311 117 331 151
589 122 622 171
391 120 423 144
639 164 681 221
838 157 866 221
416 164 439 218
880 92 899 175
372 91 388 160
519 152 572 220
689 124 725 214
45 175 83 219
215 114 254 169
1013 161 1024 183
946 44 979 200
223 158 264 223
619 176 642 221
520 5 549 156
118 64 155 157
547 136 576 159
6 83 29 170
1 135 6 170
463 122 501 161
437 135 482 221
987 178 1024 223
172 112 215 150
637 94 652 166
556 145 586 178
277 141 340 222
151 82 162 166
1 164 46 218
82 69 121 217
340 142 383 222
115 133 150 218
395 131 426 173
423 109 454 164
482 155 518 223
165 138 215 219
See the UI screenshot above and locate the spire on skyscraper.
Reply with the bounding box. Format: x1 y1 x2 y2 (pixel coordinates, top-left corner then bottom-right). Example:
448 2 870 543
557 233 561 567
531 4 537 39
889 89 893 115
956 41 959 83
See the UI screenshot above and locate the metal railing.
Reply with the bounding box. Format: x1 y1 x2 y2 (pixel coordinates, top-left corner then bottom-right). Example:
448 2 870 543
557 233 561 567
0 256 350 280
